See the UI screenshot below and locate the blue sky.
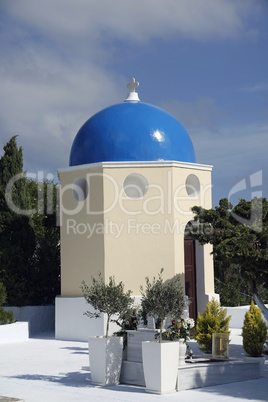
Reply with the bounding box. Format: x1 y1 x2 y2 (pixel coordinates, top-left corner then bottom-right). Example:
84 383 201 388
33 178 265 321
0 0 267 207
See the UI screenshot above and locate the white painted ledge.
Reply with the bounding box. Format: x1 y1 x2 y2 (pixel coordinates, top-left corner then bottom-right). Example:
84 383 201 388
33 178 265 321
0 322 29 343
58 160 213 175
4 305 55 336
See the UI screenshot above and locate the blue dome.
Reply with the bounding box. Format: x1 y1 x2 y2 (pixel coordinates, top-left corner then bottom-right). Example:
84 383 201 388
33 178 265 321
69 101 196 166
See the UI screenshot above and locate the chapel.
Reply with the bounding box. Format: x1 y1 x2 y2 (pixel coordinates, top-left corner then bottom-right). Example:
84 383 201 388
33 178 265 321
56 79 218 341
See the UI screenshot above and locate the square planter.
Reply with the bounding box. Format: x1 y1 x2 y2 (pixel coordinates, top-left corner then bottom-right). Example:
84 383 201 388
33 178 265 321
88 336 123 386
142 341 179 394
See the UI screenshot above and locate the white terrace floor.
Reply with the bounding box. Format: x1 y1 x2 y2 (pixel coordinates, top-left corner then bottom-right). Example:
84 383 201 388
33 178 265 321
0 330 267 402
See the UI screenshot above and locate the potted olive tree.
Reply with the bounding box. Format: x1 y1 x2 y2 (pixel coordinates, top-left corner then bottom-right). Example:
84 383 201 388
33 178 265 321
81 274 133 386
140 269 186 394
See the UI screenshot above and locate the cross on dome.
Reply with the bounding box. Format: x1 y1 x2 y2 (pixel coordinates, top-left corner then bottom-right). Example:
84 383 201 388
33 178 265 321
125 77 140 102
127 77 139 92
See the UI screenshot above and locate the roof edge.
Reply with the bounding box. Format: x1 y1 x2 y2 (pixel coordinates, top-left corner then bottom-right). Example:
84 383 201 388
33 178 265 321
58 160 213 176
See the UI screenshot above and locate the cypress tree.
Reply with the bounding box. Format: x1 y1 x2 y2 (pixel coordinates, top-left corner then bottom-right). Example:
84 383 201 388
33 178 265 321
242 301 267 357
0 136 60 306
0 136 23 226
0 137 35 305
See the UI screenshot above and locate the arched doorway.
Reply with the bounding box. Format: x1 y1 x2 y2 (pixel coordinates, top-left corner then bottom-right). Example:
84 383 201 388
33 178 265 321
184 223 197 321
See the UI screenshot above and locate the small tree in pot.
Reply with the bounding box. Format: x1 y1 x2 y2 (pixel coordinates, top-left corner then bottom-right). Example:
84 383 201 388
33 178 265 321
140 268 186 342
140 268 187 394
81 274 133 337
195 298 230 354
242 301 267 357
81 274 133 386
242 301 267 377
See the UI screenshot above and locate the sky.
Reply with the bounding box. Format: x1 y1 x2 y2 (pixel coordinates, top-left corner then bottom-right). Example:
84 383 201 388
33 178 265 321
0 0 267 207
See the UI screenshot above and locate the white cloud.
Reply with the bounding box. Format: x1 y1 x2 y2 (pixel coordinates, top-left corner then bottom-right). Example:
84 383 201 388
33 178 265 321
0 44 125 174
188 123 268 205
240 83 268 92
4 0 261 43
190 124 268 171
0 0 266 186
160 97 219 130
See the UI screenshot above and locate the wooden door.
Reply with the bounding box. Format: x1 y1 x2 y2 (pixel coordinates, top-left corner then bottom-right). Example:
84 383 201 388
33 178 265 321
184 238 197 321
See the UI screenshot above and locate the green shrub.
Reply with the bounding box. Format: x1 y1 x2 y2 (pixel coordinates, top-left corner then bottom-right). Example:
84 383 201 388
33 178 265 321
242 301 267 357
0 307 15 325
0 282 7 306
195 298 231 354
0 282 15 325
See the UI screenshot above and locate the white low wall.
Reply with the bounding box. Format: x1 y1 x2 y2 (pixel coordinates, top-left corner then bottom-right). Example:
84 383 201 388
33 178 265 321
0 322 29 343
56 296 122 341
55 296 143 341
226 306 250 329
4 305 55 336
226 304 268 329
56 297 268 342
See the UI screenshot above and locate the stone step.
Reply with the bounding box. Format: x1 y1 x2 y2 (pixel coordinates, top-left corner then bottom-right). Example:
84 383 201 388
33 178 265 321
120 358 263 391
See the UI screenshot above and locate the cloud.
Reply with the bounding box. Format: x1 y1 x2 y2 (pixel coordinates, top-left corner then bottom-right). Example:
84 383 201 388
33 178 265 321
188 123 268 205
0 42 125 176
240 83 268 92
3 0 262 44
0 0 265 186
154 91 268 204
160 97 219 130
191 123 268 164
160 95 268 174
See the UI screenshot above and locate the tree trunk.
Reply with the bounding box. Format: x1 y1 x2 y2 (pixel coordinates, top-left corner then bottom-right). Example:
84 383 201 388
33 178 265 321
249 279 257 301
106 315 110 338
159 320 163 343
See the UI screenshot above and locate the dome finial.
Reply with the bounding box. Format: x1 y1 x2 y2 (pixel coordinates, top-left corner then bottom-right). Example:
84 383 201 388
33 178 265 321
125 77 140 102
127 77 139 92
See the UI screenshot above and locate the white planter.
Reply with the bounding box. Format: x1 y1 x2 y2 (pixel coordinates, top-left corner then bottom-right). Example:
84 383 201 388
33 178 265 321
142 341 179 394
88 336 123 386
244 355 265 377
178 339 187 366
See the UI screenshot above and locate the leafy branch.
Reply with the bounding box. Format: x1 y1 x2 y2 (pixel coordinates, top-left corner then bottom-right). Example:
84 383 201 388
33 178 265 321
140 268 186 342
81 273 133 338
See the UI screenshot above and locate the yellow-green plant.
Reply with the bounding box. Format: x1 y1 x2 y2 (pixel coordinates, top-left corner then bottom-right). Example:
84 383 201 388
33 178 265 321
195 298 230 354
242 301 267 357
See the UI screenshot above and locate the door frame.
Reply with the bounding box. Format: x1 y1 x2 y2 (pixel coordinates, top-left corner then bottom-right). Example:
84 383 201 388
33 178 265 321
184 237 197 322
